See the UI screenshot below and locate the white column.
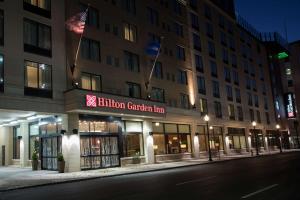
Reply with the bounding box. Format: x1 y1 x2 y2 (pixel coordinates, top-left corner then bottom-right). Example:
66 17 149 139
20 122 29 167
245 127 251 152
263 129 269 152
223 126 229 154
62 114 81 172
143 119 154 164
191 122 199 159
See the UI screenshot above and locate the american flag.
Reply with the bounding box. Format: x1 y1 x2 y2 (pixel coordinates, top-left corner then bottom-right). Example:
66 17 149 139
66 8 88 34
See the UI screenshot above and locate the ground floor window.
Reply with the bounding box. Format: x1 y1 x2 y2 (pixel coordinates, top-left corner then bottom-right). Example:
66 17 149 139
152 123 191 155
250 129 264 149
122 121 144 157
210 126 224 151
197 125 207 152
29 122 40 159
13 126 21 159
266 130 279 147
227 128 246 150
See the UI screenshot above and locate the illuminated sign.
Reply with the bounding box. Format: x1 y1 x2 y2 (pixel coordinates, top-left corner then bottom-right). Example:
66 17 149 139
284 93 296 118
86 94 165 114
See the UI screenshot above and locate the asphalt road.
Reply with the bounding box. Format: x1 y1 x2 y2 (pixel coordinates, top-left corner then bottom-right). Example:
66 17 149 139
1 152 300 200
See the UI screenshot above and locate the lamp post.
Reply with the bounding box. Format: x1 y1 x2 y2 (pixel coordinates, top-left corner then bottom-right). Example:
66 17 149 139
204 115 212 161
276 124 282 153
252 121 259 156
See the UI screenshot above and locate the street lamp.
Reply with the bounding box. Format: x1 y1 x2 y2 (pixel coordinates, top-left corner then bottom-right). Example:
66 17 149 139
252 121 259 156
204 115 213 161
276 124 282 153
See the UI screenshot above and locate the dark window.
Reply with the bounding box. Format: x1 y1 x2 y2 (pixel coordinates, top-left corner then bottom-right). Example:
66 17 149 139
226 85 233 101
177 69 187 85
200 98 208 116
0 54 3 92
122 0 136 14
124 51 139 72
246 76 251 89
206 22 214 38
252 79 257 91
235 88 241 103
237 106 243 121
210 60 218 77
172 0 182 16
0 10 3 45
232 70 239 85
257 110 261 123
24 19 52 57
81 38 101 62
224 67 231 82
265 112 270 124
220 31 227 46
228 104 235 120
204 4 211 19
243 60 249 73
153 61 163 79
189 0 197 10
212 80 220 98
229 37 235 50
219 14 225 28
126 82 141 98
180 93 190 109
259 66 264 81
24 60 52 98
193 33 201 51
147 7 159 26
190 13 199 30
151 87 165 102
231 54 237 67
208 41 215 58
288 80 294 87
23 0 51 18
247 92 252 106
214 101 222 118
80 4 99 28
81 72 101 91
264 97 268 110
222 49 229 63
249 109 254 121
176 45 185 60
174 22 183 37
195 54 203 72
254 95 259 107
197 76 206 95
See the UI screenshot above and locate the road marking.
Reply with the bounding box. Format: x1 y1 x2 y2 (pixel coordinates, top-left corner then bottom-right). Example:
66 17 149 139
241 184 279 199
175 176 216 186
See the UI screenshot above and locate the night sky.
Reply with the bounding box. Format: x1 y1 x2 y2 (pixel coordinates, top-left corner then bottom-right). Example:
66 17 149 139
235 0 300 43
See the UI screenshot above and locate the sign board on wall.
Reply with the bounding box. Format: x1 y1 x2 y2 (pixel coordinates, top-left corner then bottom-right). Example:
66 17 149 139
284 93 296 118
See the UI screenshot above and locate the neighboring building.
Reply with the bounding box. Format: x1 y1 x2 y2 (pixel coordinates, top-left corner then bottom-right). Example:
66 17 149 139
0 0 295 172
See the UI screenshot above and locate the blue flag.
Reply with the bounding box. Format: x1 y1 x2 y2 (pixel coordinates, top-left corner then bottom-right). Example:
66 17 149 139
146 42 160 56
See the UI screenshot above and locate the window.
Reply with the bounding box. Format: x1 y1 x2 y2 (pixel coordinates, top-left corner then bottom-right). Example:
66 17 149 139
114 25 119 36
220 31 227 46
206 22 214 38
235 88 241 103
174 22 183 37
231 54 237 67
286 67 292 75
232 70 239 85
151 87 164 102
25 61 52 98
254 95 259 107
228 104 235 120
147 7 159 26
180 93 189 109
123 121 144 157
243 60 249 73
197 76 206 95
208 41 215 57
153 61 163 79
13 126 21 159
226 85 233 101
237 106 243 121
81 72 101 91
224 67 231 82
246 76 251 89
257 110 261 123
81 38 101 62
0 54 3 92
0 10 3 45
124 51 139 72
199 98 208 116
222 49 229 63
259 66 264 80
265 112 270 124
210 60 218 77
288 80 293 87
29 122 40 159
262 83 266 95
195 54 203 72
172 0 182 15
190 13 199 30
193 33 201 51
189 0 197 10
106 55 112 65
250 64 255 76
204 4 211 19
80 4 99 28
249 109 254 122
177 69 187 84
24 19 51 57
124 22 137 42
24 0 51 18
214 101 222 118
252 79 257 91
212 80 220 98
122 0 136 14
247 92 252 106
264 97 268 110
176 45 185 60
219 14 225 28
229 37 235 50
126 82 141 98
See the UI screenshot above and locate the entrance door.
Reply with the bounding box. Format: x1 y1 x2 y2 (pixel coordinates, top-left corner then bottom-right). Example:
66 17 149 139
41 136 62 170
80 135 120 170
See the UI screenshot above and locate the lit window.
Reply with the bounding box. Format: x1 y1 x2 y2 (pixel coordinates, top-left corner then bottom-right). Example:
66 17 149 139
124 22 137 42
25 61 52 90
81 73 101 91
286 68 292 75
24 0 51 11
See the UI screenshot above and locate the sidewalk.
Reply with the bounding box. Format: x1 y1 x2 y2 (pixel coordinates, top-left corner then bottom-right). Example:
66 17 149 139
0 150 297 192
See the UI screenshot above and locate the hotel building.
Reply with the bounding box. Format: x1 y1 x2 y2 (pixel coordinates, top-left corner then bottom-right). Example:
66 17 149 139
0 0 293 172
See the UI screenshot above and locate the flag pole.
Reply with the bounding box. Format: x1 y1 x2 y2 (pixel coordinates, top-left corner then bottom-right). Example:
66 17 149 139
145 36 164 96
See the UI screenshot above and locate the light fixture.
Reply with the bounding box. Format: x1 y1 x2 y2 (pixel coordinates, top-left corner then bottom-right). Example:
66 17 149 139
204 114 210 122
276 124 280 129
252 121 257 127
155 122 160 126
209 126 213 130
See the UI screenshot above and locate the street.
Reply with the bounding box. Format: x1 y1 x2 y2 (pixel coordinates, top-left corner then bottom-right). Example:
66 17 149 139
1 152 300 200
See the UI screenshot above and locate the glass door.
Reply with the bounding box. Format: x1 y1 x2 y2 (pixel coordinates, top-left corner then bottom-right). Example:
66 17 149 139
41 136 62 170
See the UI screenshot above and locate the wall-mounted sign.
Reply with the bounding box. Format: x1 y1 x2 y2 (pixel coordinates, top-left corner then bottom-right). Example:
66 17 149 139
284 93 296 118
86 94 165 115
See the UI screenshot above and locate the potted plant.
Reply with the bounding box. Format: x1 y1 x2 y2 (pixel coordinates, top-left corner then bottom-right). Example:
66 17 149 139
57 153 65 173
31 151 38 171
132 151 141 164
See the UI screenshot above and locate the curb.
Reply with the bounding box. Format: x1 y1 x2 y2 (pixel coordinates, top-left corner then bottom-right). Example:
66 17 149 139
0 151 297 193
